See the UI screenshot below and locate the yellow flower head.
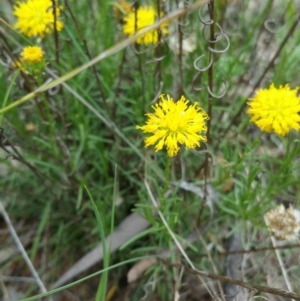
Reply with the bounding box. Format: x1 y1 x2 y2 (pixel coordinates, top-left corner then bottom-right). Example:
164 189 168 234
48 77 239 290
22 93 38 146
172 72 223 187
13 0 64 38
136 94 209 157
122 6 168 45
13 46 45 74
21 46 44 63
247 84 300 136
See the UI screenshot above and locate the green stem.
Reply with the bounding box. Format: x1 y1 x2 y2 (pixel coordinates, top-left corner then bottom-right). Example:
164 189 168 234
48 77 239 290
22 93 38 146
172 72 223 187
0 70 20 126
36 77 58 157
164 155 171 191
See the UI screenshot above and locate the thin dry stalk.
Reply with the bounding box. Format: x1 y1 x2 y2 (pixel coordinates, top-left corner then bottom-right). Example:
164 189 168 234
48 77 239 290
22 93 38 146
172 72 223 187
0 202 51 300
162 260 300 300
199 235 225 301
144 180 216 299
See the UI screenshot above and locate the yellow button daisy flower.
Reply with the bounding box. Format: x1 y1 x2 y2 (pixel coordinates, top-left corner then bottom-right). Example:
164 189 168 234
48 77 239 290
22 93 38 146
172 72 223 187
122 6 168 45
13 0 64 38
21 46 44 63
247 84 300 136
13 46 45 74
137 94 209 157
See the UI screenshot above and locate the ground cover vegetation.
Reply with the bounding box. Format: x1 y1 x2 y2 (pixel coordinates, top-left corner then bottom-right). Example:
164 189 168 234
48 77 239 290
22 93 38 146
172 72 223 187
0 0 300 300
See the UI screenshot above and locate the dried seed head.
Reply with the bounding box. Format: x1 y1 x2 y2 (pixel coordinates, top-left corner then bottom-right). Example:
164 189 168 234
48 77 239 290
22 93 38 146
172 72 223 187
265 205 300 241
